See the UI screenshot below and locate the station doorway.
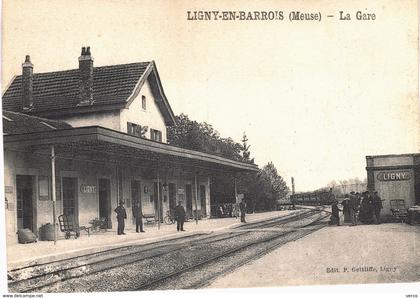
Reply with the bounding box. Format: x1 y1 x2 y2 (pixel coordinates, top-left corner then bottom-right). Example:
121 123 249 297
99 178 112 229
131 180 142 224
185 184 192 218
168 183 176 213
16 175 36 232
153 182 163 222
200 185 206 217
62 177 78 225
415 166 420 205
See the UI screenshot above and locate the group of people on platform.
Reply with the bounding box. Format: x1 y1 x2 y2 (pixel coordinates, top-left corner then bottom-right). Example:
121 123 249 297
216 200 248 222
114 200 187 235
330 191 383 226
114 198 248 235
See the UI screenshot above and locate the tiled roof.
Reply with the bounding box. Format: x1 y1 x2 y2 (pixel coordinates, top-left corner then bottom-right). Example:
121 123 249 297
3 110 72 135
2 62 150 113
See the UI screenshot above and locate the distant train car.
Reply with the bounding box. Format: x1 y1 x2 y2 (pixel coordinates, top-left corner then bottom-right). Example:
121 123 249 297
290 190 336 206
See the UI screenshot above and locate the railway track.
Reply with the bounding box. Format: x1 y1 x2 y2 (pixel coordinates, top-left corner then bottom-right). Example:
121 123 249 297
8 231 247 292
9 208 329 292
237 207 325 230
136 215 329 291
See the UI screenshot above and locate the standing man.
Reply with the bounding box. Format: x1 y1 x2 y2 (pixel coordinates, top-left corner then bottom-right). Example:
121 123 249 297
331 200 342 226
342 194 351 223
239 198 247 223
133 200 145 233
175 200 186 232
372 191 383 224
349 192 359 226
114 200 127 235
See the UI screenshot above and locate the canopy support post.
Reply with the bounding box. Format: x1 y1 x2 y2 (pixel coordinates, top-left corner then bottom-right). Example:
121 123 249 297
195 175 199 225
157 161 161 230
51 145 57 245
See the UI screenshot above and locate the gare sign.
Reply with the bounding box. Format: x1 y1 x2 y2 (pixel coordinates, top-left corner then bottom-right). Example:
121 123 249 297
80 184 97 194
377 171 411 181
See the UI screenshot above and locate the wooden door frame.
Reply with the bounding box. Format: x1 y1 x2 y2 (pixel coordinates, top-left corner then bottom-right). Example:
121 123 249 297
98 178 112 229
16 175 37 233
200 184 206 217
131 179 142 224
61 177 79 226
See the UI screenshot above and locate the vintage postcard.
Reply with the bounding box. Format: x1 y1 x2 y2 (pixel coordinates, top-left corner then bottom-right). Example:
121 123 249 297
1 0 419 297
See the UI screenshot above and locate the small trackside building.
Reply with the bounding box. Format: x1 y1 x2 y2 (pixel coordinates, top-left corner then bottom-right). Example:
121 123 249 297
366 153 420 216
2 47 258 243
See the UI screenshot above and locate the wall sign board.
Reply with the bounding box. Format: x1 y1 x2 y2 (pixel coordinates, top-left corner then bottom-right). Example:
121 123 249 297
377 171 411 181
80 185 97 194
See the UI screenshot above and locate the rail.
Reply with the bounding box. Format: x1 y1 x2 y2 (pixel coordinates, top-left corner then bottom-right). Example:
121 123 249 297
9 209 329 292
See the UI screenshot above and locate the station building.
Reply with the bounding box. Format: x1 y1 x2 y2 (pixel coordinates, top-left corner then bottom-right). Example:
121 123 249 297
366 153 420 216
2 47 258 243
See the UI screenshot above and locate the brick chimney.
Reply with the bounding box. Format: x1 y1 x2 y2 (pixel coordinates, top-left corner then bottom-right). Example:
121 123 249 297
78 46 94 105
22 55 34 110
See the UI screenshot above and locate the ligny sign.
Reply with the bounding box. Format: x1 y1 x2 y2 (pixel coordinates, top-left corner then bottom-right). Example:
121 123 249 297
377 171 411 182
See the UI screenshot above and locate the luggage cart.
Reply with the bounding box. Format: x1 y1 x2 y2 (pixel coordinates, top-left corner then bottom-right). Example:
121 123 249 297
58 214 90 239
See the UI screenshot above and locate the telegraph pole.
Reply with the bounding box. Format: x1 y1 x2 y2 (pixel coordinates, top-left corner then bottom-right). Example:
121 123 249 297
291 177 295 195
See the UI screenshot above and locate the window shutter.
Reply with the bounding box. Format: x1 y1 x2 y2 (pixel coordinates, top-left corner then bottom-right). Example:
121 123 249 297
135 124 141 137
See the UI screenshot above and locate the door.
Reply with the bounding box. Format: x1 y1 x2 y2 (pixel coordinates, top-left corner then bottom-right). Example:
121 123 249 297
16 175 35 232
131 180 142 224
186 184 192 218
168 183 176 215
62 177 78 225
98 179 112 229
200 185 206 217
415 167 420 205
153 182 163 222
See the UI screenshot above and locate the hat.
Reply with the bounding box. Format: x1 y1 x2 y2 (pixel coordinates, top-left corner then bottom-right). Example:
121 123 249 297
119 200 125 205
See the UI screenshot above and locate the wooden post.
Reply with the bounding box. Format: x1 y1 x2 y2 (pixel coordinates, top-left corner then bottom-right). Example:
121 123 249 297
234 177 238 203
51 145 57 245
157 164 160 230
194 175 198 224
207 176 211 218
116 165 120 205
234 177 238 218
291 177 295 195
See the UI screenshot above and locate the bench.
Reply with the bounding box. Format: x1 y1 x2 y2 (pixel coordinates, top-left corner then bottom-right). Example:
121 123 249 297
142 213 157 226
390 199 408 223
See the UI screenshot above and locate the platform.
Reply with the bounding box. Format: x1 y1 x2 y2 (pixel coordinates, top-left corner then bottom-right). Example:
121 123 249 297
6 210 300 270
209 222 420 287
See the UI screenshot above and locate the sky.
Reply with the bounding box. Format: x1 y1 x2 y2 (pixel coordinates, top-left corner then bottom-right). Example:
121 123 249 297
2 0 419 191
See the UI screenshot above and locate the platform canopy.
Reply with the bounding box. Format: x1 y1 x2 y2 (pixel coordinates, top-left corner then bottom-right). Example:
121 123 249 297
3 125 259 174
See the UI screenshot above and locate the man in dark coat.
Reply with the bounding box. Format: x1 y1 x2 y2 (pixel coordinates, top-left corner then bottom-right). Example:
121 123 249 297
359 192 374 224
372 191 383 224
349 192 359 226
175 200 186 232
239 199 247 223
330 200 342 226
114 200 127 235
132 200 145 233
342 194 351 223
